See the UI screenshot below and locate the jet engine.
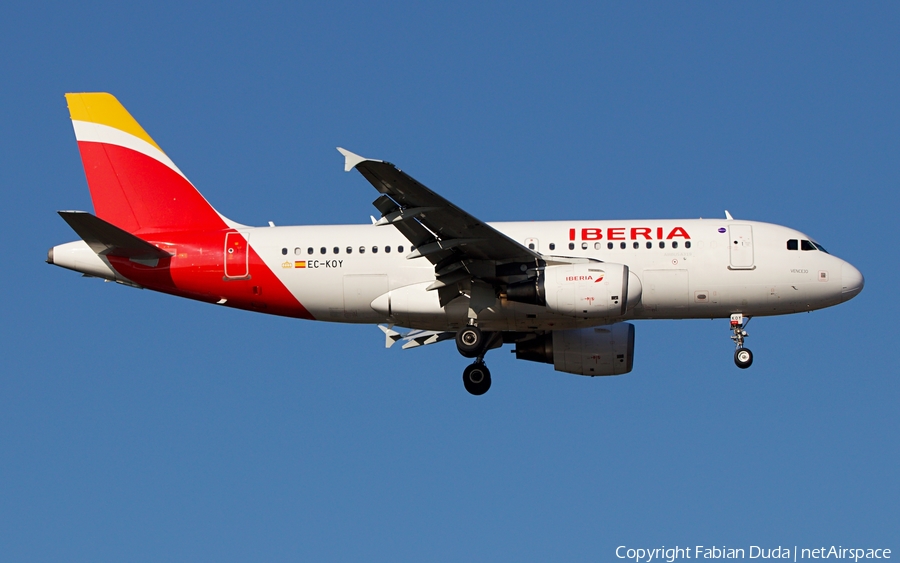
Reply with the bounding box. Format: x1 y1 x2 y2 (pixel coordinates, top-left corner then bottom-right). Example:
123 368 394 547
506 263 642 318
514 323 635 376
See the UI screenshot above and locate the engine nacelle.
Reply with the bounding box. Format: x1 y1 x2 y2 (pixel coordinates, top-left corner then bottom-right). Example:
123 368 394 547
514 323 635 376
507 263 642 318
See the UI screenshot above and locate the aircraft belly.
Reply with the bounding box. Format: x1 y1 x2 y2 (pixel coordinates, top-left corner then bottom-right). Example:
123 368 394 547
343 274 389 322
715 284 769 313
639 269 690 317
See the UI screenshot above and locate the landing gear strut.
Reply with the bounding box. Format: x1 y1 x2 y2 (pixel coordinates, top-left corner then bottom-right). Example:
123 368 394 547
456 324 500 395
730 313 753 369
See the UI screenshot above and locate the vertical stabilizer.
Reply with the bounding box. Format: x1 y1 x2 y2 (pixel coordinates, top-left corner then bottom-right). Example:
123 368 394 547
66 93 235 234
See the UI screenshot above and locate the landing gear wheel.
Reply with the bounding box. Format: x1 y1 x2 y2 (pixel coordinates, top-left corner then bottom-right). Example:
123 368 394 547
462 363 492 395
456 326 484 358
734 348 753 369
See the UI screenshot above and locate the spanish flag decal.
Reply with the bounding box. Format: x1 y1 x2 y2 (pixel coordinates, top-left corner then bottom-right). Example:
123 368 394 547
295 261 306 268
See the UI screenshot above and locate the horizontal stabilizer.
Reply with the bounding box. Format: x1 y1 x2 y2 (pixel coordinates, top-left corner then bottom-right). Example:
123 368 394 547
58 211 172 261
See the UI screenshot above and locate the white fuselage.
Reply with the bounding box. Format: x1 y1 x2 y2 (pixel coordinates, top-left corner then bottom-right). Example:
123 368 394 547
243 218 862 331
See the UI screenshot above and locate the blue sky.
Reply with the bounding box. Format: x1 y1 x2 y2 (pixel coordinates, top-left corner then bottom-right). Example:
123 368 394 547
2 2 897 561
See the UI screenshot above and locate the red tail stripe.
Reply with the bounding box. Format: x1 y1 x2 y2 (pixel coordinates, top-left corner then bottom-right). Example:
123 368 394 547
77 141 227 234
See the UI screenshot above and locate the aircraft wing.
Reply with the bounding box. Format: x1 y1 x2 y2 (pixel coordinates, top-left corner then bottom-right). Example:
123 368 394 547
339 148 542 305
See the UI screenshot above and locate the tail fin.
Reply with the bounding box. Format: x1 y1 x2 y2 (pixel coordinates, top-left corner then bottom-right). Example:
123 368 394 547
65 93 235 234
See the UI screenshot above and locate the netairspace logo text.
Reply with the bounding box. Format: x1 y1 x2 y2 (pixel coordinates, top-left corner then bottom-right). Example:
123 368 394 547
616 546 891 563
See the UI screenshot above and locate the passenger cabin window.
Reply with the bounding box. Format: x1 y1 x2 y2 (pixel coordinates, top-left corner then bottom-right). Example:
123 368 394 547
281 248 287 255
346 246 353 254
801 240 816 251
385 246 391 253
549 243 556 251
607 242 613 250
398 245 404 253
633 242 639 249
685 241 692 249
582 242 588 250
568 243 575 250
307 247 314 255
646 241 652 249
372 246 378 253
672 241 678 249
528 243 535 250
333 247 339 254
320 247 326 255
659 241 665 249
620 242 626 249
359 246 365 254
294 247 302 255
787 239 798 250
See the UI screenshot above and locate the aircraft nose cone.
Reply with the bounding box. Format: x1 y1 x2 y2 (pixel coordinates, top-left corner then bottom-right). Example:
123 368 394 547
841 262 864 302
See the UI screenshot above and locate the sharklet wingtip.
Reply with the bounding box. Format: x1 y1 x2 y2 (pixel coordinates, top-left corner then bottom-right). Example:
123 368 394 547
337 147 381 172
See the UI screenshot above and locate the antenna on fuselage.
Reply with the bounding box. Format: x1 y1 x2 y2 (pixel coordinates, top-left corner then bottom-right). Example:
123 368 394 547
724 210 734 220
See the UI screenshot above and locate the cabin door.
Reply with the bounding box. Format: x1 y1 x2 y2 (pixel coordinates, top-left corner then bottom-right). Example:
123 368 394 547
224 231 250 280
728 225 754 269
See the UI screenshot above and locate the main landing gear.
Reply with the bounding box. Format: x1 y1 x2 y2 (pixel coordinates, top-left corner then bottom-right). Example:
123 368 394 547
730 313 753 369
456 325 485 358
462 362 491 396
456 324 500 395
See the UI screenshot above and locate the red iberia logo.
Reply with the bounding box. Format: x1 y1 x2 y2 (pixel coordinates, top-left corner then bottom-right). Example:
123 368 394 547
569 226 691 240
564 273 605 283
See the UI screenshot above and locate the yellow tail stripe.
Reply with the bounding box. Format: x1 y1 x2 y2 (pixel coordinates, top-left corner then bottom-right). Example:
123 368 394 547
65 93 162 152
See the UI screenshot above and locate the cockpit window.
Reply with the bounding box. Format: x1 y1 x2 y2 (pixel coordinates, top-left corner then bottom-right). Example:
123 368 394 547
811 241 829 254
787 239 798 250
801 240 816 251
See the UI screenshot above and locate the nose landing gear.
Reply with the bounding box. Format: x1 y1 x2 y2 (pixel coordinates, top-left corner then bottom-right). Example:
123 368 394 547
456 324 501 395
730 313 753 369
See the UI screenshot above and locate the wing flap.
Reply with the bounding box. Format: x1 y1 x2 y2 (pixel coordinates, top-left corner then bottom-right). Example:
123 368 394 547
378 325 455 350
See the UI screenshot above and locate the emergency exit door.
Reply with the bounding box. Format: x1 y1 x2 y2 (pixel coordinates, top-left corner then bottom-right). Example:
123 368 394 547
224 231 250 279
728 224 754 269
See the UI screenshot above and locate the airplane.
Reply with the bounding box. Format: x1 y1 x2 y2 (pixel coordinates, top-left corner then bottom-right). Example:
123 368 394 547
48 93 865 395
